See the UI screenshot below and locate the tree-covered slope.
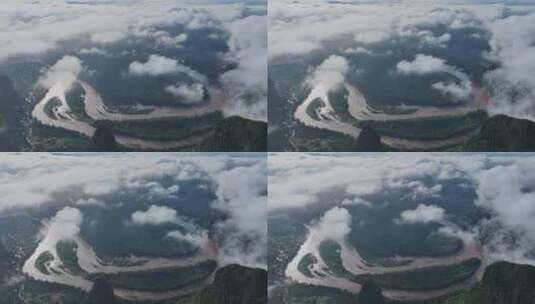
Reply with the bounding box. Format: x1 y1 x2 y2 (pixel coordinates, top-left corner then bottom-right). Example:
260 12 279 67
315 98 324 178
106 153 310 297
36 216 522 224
458 114 535 151
199 116 267 152
358 280 386 304
85 278 118 304
177 264 267 304
434 261 535 304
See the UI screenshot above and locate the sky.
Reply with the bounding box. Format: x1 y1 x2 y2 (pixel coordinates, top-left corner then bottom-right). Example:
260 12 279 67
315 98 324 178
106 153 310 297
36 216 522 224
0 152 267 269
0 0 267 121
269 152 535 266
269 0 535 121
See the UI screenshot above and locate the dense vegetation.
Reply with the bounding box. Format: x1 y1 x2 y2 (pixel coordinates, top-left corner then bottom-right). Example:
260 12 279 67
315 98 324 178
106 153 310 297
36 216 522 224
109 113 220 142
355 125 383 152
57 240 85 276
368 111 486 142
198 116 267 152
35 251 54 275
177 264 267 304
457 114 535 151
297 254 318 278
0 75 26 151
19 280 88 304
431 261 535 304
358 280 385 304
268 217 308 284
91 122 118 151
319 240 353 278
356 258 481 291
270 283 357 304
85 278 117 304
65 83 91 122
30 121 93 151
292 125 360 151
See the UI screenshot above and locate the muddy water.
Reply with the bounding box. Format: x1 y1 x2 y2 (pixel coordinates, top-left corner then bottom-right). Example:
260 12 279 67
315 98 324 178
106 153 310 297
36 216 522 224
31 80 222 150
294 82 489 150
23 221 219 302
346 83 487 122
80 82 223 121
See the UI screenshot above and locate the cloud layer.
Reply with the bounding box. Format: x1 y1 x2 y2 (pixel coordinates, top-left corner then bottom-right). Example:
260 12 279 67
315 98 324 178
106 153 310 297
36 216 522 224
0 153 267 269
1 0 267 121
269 153 535 266
269 0 535 119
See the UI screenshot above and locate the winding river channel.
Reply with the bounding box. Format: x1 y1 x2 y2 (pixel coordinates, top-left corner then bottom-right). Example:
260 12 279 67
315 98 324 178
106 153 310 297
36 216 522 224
23 221 219 302
32 80 225 150
285 222 486 301
294 82 489 150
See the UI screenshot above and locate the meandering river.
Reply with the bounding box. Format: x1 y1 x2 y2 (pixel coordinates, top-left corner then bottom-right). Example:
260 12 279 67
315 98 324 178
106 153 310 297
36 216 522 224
285 222 485 301
294 82 489 150
23 221 219 302
32 80 225 150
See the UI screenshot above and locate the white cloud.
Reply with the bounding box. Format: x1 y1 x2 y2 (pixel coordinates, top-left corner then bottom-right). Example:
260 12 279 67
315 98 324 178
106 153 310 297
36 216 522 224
268 153 486 212
397 54 473 101
144 182 179 199
75 198 105 207
313 206 351 241
167 229 208 248
0 153 267 270
398 204 446 224
268 0 535 120
405 181 442 200
0 0 266 122
220 15 268 121
0 0 249 62
397 54 453 76
485 12 535 122
158 32 188 47
421 32 451 47
90 30 126 44
431 80 472 100
165 83 205 104
306 55 349 92
48 207 83 241
79 47 109 56
128 55 208 84
128 55 181 76
341 197 372 207
131 205 178 225
269 153 535 267
476 160 535 243
37 56 84 89
354 29 390 44
212 161 267 269
0 153 228 212
268 0 504 59
344 47 372 55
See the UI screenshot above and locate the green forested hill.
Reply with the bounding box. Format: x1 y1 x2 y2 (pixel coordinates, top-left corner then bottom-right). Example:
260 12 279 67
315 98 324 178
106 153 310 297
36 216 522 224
271 261 535 304
177 264 267 304
457 115 535 151
199 116 267 152
431 261 535 304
